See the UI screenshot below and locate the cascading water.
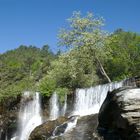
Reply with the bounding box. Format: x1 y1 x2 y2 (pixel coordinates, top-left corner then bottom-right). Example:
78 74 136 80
72 81 123 116
48 116 79 139
49 92 67 120
49 92 60 120
5 131 8 140
61 94 67 116
47 81 123 139
11 137 17 140
18 91 42 140
64 116 78 133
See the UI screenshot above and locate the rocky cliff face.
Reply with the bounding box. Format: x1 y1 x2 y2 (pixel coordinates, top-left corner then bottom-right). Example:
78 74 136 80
98 87 140 140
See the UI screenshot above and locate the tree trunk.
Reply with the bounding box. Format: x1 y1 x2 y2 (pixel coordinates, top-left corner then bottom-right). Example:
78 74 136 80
88 45 111 83
96 57 111 83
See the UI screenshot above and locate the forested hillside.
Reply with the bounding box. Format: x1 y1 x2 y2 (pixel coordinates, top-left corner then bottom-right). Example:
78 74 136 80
0 12 140 103
0 45 55 102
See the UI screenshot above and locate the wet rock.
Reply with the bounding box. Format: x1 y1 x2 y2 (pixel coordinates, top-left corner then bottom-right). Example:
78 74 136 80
29 116 68 140
52 122 67 136
50 114 100 140
0 96 20 140
0 110 18 139
124 76 140 87
135 76 140 87
98 87 140 140
29 114 101 140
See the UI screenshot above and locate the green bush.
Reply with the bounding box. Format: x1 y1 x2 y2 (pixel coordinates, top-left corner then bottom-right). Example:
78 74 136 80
39 75 56 97
55 87 69 103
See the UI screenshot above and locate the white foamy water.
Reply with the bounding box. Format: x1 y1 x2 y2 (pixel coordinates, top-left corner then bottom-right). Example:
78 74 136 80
64 116 78 133
49 116 78 139
72 81 123 116
61 94 67 116
49 92 67 120
10 136 17 140
49 92 60 120
18 91 42 140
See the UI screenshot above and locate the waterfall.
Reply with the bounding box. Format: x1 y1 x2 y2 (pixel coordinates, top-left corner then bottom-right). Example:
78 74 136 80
48 81 123 139
49 92 67 120
61 94 67 116
72 81 123 116
5 131 8 140
18 91 42 140
64 116 78 133
49 92 60 120
48 116 78 139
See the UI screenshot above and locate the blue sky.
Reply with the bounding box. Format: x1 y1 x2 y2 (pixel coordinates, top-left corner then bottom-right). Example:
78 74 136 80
0 0 140 53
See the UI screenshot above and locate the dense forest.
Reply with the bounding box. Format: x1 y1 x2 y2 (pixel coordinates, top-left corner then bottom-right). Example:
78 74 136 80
0 12 140 103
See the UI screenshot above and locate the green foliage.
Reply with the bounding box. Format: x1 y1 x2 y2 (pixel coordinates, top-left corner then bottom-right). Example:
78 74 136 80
0 45 55 102
106 29 140 80
55 88 69 103
58 11 111 83
39 50 98 91
39 75 56 97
